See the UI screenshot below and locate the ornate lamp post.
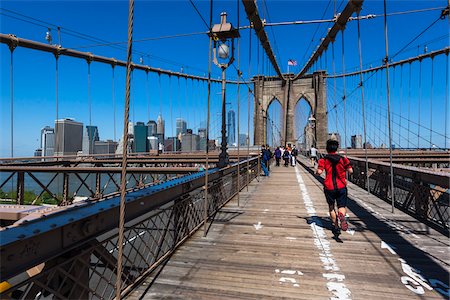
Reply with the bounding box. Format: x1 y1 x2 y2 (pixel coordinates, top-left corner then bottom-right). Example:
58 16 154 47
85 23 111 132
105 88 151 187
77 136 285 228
209 12 240 168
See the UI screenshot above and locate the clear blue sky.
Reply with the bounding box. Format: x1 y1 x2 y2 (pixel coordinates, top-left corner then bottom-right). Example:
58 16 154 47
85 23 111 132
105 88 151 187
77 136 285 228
1 0 448 156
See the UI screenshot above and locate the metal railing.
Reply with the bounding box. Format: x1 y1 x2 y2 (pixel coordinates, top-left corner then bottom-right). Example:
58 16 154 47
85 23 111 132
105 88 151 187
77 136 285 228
298 150 449 235
0 158 259 299
348 157 449 235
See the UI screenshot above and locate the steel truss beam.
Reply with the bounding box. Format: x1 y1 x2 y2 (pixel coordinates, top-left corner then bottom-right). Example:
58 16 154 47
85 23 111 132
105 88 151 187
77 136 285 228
242 0 285 82
293 0 364 80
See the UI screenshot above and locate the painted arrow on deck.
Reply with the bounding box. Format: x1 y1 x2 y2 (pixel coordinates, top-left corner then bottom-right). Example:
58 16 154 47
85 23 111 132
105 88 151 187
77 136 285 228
253 221 264 230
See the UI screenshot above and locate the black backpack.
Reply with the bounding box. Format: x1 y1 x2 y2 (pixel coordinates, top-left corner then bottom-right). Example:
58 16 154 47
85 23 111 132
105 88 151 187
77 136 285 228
324 154 343 190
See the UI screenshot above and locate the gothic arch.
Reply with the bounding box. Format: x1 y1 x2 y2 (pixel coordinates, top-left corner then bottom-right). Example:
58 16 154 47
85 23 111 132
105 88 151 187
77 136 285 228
253 71 328 149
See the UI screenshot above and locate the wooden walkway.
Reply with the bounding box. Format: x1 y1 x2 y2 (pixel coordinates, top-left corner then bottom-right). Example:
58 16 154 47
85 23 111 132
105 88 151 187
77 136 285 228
127 159 449 299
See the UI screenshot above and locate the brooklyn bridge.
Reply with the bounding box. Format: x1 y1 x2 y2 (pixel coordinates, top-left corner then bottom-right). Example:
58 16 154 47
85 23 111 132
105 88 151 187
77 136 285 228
0 0 449 299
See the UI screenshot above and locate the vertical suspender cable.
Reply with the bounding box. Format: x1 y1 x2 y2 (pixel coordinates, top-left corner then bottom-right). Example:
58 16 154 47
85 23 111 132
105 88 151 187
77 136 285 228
236 0 241 207
332 42 338 132
169 76 174 151
408 63 412 148
446 53 449 149
88 60 92 153
247 26 252 190
203 0 213 237
356 13 370 194
146 70 150 122
10 48 14 159
383 0 395 214
430 58 434 148
55 54 59 159
418 60 422 147
116 0 133 298
112 65 117 143
399 65 403 147
9 43 15 162
341 31 348 153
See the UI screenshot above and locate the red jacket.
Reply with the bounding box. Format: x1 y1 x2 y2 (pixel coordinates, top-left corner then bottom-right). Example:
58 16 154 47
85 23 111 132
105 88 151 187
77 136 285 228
317 153 351 191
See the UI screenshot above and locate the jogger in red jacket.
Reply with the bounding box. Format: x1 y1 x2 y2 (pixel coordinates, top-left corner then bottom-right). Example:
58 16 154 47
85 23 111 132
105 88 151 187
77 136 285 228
315 139 353 236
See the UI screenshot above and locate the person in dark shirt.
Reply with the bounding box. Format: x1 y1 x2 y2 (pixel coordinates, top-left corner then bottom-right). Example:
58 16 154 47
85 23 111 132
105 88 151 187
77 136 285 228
315 139 353 237
274 147 282 166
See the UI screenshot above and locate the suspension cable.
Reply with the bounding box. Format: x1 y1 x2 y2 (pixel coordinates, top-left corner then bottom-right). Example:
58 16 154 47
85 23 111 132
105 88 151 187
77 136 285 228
399 65 403 147
116 0 134 298
237 0 241 207
87 60 92 152
55 53 59 159
112 65 117 142
418 59 422 147
383 0 395 213
247 25 252 191
203 0 213 237
9 41 15 159
446 53 449 149
408 63 412 148
341 30 348 153
430 58 434 147
356 12 370 194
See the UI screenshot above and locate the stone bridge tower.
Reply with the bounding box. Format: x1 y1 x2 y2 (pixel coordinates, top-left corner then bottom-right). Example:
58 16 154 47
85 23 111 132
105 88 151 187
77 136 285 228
253 71 328 149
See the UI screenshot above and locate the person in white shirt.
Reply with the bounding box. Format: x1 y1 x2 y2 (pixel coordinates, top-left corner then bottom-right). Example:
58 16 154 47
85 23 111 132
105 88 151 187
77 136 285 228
310 145 318 166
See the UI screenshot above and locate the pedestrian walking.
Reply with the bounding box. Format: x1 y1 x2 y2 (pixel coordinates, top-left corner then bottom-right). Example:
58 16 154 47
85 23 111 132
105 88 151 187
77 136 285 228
315 139 353 237
310 145 318 167
260 145 270 176
291 145 298 166
274 147 282 166
282 146 290 167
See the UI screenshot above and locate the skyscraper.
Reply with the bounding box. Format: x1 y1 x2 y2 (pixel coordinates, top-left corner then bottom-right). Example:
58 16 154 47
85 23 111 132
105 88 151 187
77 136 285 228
351 135 363 149
156 114 165 145
134 122 148 153
176 118 187 137
54 119 83 156
181 132 200 152
198 128 207 150
82 125 99 154
40 126 55 157
239 133 248 146
147 120 157 137
227 110 236 145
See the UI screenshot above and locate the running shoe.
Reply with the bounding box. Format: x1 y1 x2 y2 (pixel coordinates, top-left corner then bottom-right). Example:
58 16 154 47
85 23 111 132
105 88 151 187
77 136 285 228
338 212 348 231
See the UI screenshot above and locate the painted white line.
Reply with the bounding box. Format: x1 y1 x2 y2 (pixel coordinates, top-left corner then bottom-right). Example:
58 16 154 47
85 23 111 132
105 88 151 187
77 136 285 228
295 167 351 300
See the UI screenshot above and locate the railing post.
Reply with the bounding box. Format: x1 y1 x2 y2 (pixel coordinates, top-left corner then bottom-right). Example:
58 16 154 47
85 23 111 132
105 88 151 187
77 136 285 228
16 171 24 205
62 172 69 205
95 173 101 198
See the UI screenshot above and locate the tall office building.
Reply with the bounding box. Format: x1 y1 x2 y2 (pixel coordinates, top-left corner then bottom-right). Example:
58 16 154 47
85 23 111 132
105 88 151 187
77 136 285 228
54 119 83 156
176 118 187 137
147 120 157 137
34 149 42 157
351 134 363 149
134 122 148 153
94 140 117 154
40 126 55 157
156 114 165 145
164 137 181 152
82 125 99 154
148 136 158 150
227 110 236 145
239 133 248 147
198 128 207 150
181 133 200 152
